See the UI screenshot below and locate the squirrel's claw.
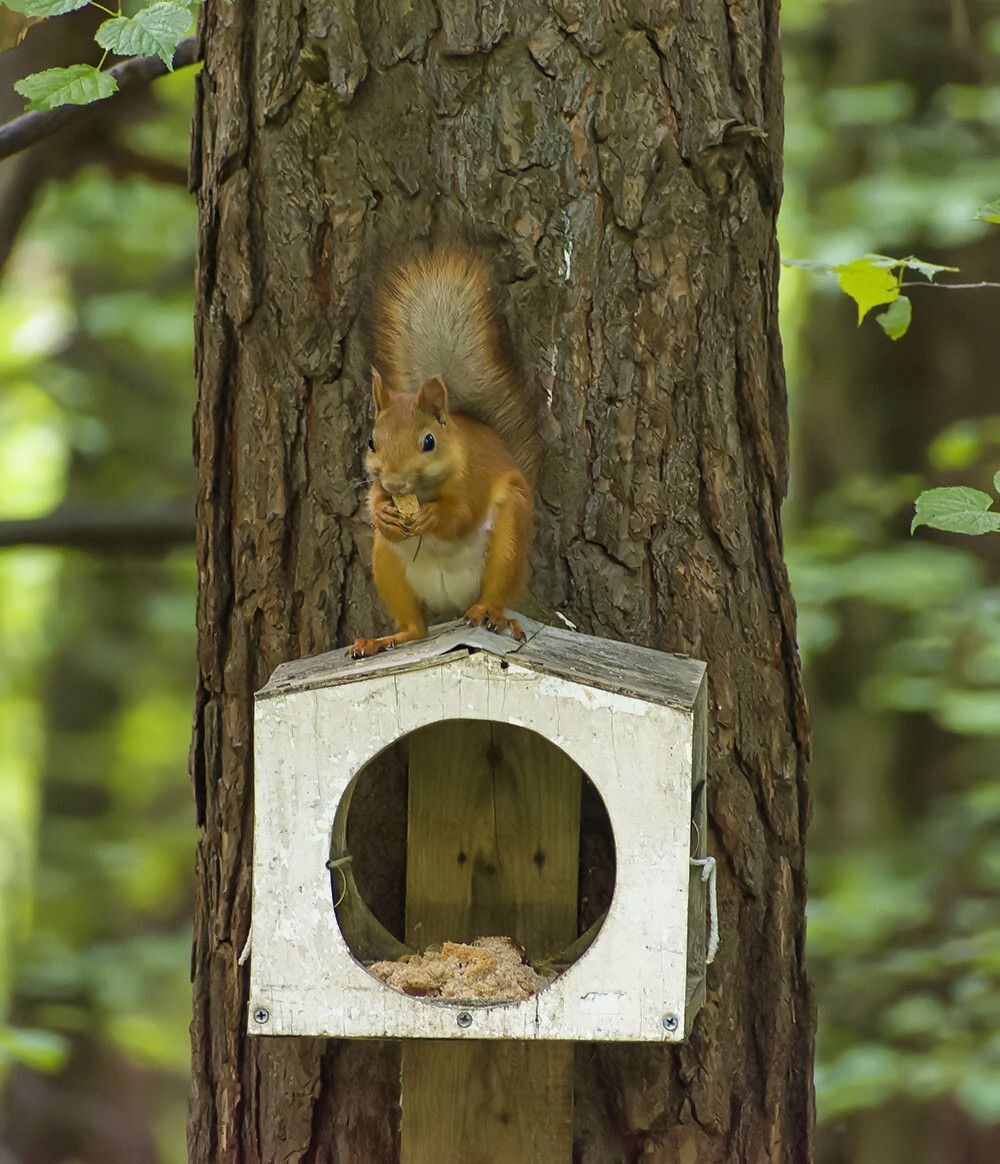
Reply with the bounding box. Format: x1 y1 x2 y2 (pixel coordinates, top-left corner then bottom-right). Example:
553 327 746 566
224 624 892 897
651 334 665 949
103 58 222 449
347 637 396 658
464 605 526 642
508 617 527 641
347 626 426 657
373 503 414 541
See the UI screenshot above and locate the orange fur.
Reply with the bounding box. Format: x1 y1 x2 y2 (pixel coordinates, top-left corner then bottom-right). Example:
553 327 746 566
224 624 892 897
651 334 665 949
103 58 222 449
348 253 538 659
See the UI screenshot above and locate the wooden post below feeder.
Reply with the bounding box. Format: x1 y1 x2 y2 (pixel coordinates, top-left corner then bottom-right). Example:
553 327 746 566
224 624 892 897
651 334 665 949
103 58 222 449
401 720 581 1163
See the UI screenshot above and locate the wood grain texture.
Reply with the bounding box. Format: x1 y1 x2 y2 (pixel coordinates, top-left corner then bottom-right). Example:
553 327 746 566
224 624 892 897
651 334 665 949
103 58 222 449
258 617 708 710
402 1041 573 1164
403 720 578 1162
190 0 812 1160
405 720 581 955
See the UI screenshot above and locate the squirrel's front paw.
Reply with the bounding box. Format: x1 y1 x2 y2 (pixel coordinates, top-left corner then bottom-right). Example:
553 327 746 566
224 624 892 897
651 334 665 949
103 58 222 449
464 605 526 641
373 502 414 541
408 501 442 535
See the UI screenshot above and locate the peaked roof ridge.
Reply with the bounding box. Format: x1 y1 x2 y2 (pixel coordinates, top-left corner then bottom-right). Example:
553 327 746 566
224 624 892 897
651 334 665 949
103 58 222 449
257 615 706 713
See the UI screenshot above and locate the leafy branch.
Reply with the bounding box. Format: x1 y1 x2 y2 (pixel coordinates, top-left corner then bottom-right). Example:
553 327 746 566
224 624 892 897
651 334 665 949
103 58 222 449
783 253 957 340
5 0 204 110
785 199 1000 340
0 35 199 162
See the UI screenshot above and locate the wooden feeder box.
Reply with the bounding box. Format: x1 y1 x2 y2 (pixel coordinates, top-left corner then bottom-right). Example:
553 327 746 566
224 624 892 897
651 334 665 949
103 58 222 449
248 617 711 1043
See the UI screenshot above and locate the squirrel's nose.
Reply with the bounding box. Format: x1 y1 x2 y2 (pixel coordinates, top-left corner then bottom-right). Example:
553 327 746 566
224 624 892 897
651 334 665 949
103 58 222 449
381 475 410 495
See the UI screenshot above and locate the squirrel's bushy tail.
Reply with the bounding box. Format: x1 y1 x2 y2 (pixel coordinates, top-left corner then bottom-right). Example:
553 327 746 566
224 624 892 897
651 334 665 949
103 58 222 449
373 251 543 486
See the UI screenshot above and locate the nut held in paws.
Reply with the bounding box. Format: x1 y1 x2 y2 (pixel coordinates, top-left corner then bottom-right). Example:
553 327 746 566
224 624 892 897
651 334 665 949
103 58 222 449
392 493 419 521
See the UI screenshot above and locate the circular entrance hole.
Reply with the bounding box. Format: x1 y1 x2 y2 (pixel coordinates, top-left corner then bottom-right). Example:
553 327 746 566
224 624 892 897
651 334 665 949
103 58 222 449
330 719 616 1003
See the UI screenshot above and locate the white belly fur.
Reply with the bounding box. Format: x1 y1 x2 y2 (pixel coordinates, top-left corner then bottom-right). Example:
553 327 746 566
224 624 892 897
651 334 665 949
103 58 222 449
389 524 490 615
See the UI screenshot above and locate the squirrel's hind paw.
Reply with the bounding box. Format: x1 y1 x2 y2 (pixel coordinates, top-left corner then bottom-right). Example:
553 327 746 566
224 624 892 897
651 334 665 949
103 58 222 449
347 637 395 659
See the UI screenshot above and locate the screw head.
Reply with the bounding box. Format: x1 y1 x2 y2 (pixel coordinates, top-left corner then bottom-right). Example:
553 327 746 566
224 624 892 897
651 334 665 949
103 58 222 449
253 1007 270 1025
661 1013 679 1032
456 1010 473 1028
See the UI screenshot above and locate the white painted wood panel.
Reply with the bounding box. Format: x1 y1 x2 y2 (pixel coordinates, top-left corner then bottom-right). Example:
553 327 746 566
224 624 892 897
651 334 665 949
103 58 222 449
249 622 709 1042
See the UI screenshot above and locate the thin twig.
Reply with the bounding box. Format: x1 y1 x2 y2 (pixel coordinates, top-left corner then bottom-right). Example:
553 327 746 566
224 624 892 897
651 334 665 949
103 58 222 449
900 280 1000 290
0 35 201 164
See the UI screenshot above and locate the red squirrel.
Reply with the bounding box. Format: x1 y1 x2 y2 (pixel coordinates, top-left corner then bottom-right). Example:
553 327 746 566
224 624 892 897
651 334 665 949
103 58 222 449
348 251 541 659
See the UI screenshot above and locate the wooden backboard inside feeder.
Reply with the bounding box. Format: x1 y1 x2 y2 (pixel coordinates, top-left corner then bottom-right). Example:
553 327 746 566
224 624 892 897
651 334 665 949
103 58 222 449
249 619 709 1042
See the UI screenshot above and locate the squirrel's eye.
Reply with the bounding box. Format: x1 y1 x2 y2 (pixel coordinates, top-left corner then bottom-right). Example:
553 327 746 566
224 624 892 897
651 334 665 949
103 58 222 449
368 438 375 452
422 433 436 453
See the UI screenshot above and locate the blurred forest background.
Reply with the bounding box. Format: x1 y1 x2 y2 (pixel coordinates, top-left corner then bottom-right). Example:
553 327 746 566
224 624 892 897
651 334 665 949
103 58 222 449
0 1 999 1162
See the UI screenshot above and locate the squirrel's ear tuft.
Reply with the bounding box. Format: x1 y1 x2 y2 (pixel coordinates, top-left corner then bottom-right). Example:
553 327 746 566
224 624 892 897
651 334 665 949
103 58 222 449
371 367 392 415
417 375 448 424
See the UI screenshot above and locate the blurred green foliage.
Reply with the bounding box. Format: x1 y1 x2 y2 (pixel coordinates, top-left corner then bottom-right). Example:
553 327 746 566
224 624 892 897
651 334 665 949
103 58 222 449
0 65 196 1163
781 0 1000 1150
789 473 1000 1127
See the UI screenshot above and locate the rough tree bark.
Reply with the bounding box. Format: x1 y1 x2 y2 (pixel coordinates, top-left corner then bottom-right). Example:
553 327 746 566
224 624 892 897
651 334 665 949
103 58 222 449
189 2 813 1162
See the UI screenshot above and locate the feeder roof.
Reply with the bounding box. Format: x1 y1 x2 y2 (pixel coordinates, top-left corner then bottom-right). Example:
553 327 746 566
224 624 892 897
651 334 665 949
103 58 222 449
257 617 705 713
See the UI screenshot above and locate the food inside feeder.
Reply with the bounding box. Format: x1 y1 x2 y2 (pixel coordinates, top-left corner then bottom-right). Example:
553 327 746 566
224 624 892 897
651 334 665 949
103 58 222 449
392 492 419 521
369 936 551 1001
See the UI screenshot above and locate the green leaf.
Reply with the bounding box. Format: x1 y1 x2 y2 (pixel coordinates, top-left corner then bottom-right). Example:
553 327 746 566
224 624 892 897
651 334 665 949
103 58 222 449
0 0 88 15
912 487 1000 536
929 421 988 471
957 1068 1000 1123
864 253 959 281
815 1043 908 1122
13 65 118 111
0 1026 70 1072
833 258 899 323
883 994 948 1037
994 469 1000 494
974 199 1000 224
901 256 959 281
837 544 982 611
876 294 912 339
937 690 1000 736
95 3 194 70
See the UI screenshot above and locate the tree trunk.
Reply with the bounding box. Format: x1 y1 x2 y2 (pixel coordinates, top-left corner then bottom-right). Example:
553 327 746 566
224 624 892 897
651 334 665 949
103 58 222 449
188 2 813 1162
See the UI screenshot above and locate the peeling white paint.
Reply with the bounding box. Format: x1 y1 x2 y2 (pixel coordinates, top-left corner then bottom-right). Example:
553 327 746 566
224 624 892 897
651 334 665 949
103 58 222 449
579 992 623 1015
